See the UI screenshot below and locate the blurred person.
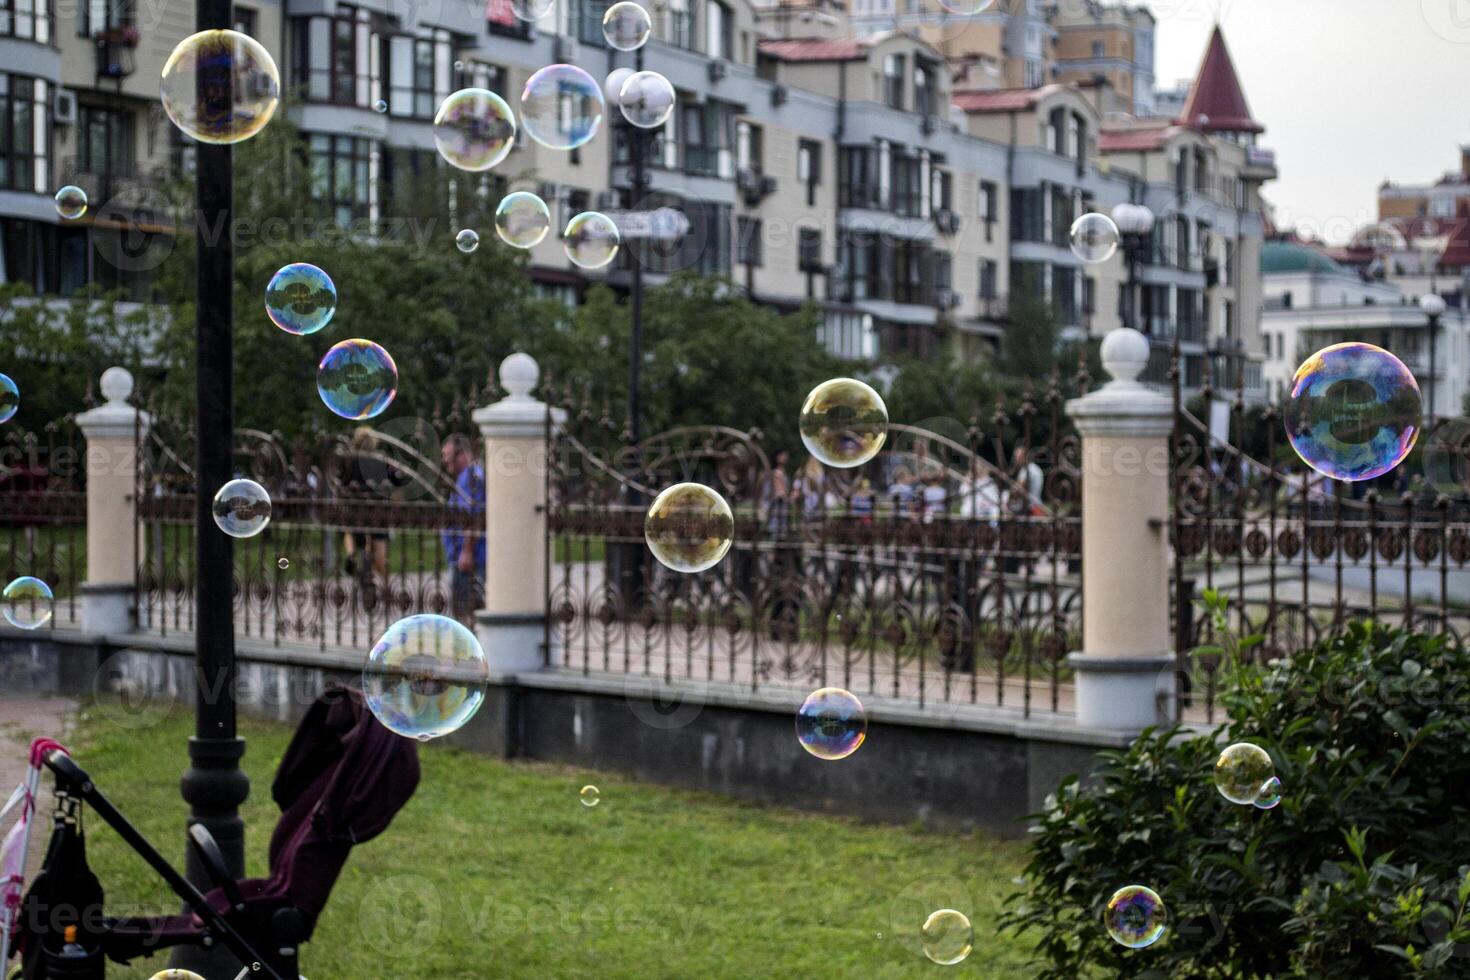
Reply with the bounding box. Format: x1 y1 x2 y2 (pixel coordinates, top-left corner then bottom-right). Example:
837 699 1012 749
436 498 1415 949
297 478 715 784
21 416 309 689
920 466 949 522
441 433 486 622
342 427 390 593
795 456 828 518
886 465 918 518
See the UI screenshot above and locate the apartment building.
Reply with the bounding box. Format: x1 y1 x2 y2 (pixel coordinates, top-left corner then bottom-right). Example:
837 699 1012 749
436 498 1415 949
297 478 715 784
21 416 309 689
1379 146 1470 223
1052 0 1154 116
0 0 1273 397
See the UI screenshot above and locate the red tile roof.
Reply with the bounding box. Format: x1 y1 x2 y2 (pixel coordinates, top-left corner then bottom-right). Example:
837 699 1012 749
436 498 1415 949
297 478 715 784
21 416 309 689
757 38 865 62
952 86 1049 113
1179 26 1263 134
1098 126 1174 152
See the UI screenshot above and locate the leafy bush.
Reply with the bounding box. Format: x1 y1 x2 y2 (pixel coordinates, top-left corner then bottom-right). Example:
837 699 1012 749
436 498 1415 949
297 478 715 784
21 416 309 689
1003 607 1470 978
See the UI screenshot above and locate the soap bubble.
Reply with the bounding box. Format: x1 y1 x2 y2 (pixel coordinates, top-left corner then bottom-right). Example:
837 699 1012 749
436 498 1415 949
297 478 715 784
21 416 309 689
433 88 516 172
495 192 551 248
264 262 336 336
373 98 388 113
603 1 651 50
920 909 973 966
604 67 634 106
618 70 675 129
1214 742 1275 805
1069 212 1120 264
937 0 994 10
147 971 207 980
277 557 290 570
1253 775 1283 810
3 577 53 630
54 185 88 219
363 614 489 741
1284 342 1421 482
1105 885 1166 949
644 482 734 573
456 228 480 253
520 64 603 151
580 785 600 807
317 339 398 420
563 211 620 269
0 374 18 424
511 0 554 19
160 29 280 145
799 378 888 468
795 687 867 760
211 479 272 538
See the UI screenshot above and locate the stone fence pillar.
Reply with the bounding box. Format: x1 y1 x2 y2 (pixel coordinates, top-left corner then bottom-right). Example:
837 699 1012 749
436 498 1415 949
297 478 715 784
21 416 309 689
1064 329 1174 730
471 353 566 672
75 367 150 633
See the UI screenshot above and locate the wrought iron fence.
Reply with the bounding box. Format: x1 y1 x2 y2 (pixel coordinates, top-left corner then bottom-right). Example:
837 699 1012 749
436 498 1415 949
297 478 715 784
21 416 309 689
1169 367 1470 722
133 388 491 651
545 367 1089 716
0 414 87 629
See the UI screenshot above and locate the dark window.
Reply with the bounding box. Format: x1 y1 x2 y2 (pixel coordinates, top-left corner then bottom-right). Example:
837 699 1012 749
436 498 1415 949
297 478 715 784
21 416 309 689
980 180 997 242
0 75 49 193
3 0 52 40
663 0 691 48
1052 265 1077 323
1009 186 1045 243
1082 275 1096 315
799 228 822 272
682 101 734 177
76 104 129 182
835 231 933 305
736 120 762 174
412 39 435 117
737 215 761 266
798 139 820 207
914 59 937 117
883 54 905 110
80 0 130 35
1009 260 1045 303
1091 40 1103 57
232 4 256 34
309 133 378 225
576 0 610 46
979 259 997 299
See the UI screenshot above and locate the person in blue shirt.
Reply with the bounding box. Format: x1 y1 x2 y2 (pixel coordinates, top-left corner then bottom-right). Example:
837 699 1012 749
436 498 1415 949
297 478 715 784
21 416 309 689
440 434 486 622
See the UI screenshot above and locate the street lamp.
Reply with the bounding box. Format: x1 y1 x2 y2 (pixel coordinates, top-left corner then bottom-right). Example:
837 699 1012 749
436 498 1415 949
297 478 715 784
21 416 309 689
1111 202 1156 334
1420 292 1447 422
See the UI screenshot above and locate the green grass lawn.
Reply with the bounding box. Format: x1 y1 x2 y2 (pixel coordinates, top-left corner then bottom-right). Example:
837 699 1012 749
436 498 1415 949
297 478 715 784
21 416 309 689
59 708 1033 978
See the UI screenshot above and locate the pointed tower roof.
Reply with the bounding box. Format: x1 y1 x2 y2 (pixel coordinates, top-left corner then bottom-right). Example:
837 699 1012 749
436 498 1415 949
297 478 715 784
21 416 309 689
1179 26 1263 134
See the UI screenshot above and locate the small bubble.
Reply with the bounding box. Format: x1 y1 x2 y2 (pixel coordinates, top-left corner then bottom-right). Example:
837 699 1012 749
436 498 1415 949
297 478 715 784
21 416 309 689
54 185 88 219
456 228 480 253
796 687 867 760
920 909 972 965
3 577 54 630
1214 742 1275 805
562 211 620 269
1069 212 1120 264
800 378 888 468
1105 885 1166 949
580 784 600 807
644 483 734 573
374 98 388 113
211 480 272 539
277 557 290 570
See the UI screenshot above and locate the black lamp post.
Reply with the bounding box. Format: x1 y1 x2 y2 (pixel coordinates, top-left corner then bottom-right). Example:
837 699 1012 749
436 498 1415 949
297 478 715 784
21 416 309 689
1420 292 1446 423
1111 201 1156 334
173 7 249 972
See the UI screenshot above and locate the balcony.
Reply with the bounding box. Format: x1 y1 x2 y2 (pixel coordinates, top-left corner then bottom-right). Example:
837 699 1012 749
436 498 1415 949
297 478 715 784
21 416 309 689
1243 145 1278 180
94 27 138 79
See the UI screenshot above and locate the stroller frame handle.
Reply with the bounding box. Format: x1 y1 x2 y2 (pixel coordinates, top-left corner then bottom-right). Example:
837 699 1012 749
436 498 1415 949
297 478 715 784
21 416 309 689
42 750 288 980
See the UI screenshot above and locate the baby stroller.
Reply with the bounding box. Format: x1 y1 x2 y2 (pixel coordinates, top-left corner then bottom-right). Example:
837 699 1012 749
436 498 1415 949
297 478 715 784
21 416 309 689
7 686 419 979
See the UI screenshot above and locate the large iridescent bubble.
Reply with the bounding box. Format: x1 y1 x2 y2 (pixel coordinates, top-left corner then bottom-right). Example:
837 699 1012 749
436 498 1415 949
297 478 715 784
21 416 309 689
1214 742 1275 805
563 211 620 269
317 339 398 420
432 88 516 172
799 378 888 468
520 65 604 151
0 374 18 424
3 576 53 630
644 483 734 573
1105 885 1166 949
160 29 280 145
1284 342 1421 482
495 192 551 248
363 614 489 741
795 687 867 760
265 262 336 336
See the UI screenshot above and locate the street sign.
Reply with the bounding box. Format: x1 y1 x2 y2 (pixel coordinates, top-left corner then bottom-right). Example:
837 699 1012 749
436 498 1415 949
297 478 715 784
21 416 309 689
604 207 690 241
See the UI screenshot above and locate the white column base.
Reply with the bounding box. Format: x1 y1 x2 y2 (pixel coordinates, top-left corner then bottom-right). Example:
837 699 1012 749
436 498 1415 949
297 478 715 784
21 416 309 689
1067 652 1175 730
474 611 554 673
81 583 134 634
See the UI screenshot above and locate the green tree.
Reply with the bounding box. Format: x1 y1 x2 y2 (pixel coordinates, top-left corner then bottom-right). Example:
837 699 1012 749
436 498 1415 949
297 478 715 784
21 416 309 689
1000 295 1060 379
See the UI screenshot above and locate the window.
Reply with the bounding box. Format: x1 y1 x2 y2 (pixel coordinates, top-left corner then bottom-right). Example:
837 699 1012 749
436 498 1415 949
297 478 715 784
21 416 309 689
797 139 820 207
798 228 822 273
835 231 935 305
883 54 905 110
682 101 734 177
77 105 129 180
704 0 729 59
914 59 937 117
0 75 49 193
1222 239 1234 285
1024 60 1043 88
3 0 51 41
736 120 762 174
1091 40 1103 57
664 0 691 48
232 4 256 34
1009 186 1044 243
631 197 730 276
737 215 761 266
411 39 435 116
309 133 380 225
934 252 952 301
979 180 997 242
80 0 129 36
1082 275 1096 315
978 259 997 300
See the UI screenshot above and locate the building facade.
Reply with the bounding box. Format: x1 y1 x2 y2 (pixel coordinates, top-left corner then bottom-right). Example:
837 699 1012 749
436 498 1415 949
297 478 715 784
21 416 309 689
1 0 1271 397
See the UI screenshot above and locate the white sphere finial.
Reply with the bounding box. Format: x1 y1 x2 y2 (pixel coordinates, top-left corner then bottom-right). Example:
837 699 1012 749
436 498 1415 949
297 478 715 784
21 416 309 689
99 366 133 404
1419 293 1447 317
1101 328 1149 384
499 352 539 399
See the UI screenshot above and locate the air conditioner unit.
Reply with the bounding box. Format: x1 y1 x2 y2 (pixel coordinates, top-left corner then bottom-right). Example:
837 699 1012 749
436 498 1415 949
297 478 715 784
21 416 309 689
770 84 788 107
707 59 728 82
595 190 620 210
936 287 961 310
933 208 960 235
54 89 77 126
921 114 938 135
553 36 579 63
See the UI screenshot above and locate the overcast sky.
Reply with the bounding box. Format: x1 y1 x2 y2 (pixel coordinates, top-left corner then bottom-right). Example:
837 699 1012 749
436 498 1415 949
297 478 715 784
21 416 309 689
1149 0 1470 244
